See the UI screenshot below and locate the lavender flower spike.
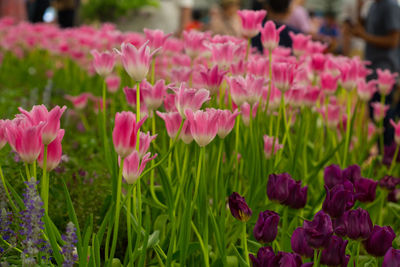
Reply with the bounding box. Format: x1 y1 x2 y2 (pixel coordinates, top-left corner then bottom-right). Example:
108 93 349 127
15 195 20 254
62 221 78 267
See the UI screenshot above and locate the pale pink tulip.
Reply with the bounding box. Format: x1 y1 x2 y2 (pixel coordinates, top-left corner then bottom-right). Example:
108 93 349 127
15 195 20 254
180 120 193 144
156 111 182 139
289 32 311 57
138 131 157 157
38 129 64 171
377 69 398 95
390 119 400 145
247 56 268 77
217 109 240 138
318 104 341 128
141 79 169 110
207 41 244 68
371 102 389 121
105 74 121 93
0 120 8 150
122 151 157 184
144 28 172 51
112 111 147 158
320 72 339 95
241 102 258 126
237 9 267 38
263 135 283 158
183 30 210 58
173 85 210 117
357 80 377 102
260 20 285 51
306 40 327 54
272 62 295 92
65 93 91 110
91 50 116 76
339 59 358 91
185 108 220 147
199 65 228 95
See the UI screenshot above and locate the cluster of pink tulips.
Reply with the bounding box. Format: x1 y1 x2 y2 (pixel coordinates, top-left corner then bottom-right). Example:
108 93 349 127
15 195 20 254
0 8 400 267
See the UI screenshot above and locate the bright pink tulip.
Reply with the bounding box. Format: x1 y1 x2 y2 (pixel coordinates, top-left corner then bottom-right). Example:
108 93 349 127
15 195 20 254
180 120 193 144
285 89 305 108
123 86 148 114
163 37 184 54
183 30 209 58
390 119 400 145
289 32 311 57
122 151 157 184
38 129 64 171
156 111 182 139
91 50 116 76
226 76 248 106
371 102 389 121
357 80 377 102
339 59 358 91
65 93 91 110
199 65 228 95
260 21 285 51
105 74 121 93
241 102 258 126
227 75 265 106
320 72 339 95
173 85 210 117
310 53 326 72
171 67 192 83
237 9 267 38
368 122 376 140
185 108 220 147
263 135 283 159
138 131 157 157
144 28 172 51
207 41 244 68
217 109 240 138
247 56 268 77
306 40 327 54
230 59 246 75
19 105 66 145
6 118 44 164
141 79 169 110
116 42 154 81
112 111 147 158
163 94 177 112
377 69 398 95
303 88 320 107
272 62 295 92
319 104 341 128
0 120 8 150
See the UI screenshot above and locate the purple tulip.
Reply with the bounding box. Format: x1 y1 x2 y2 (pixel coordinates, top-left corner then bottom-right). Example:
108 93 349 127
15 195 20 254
249 246 275 267
253 210 280 243
267 173 291 203
335 208 373 240
383 248 400 267
283 180 308 209
342 164 361 183
354 177 377 202
291 227 314 258
324 164 345 189
303 211 333 249
388 188 400 202
379 175 400 190
364 225 396 257
322 181 355 218
320 235 349 266
228 192 252 222
273 252 302 267
301 263 314 267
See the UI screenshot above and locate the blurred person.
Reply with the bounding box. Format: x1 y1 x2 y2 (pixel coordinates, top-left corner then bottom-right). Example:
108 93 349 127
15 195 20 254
285 0 312 34
52 0 78 28
252 0 301 52
318 11 339 52
26 0 50 22
208 0 241 37
0 0 26 21
185 9 205 31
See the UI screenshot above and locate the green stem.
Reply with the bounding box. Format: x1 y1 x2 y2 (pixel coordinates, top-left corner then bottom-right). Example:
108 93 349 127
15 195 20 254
234 113 240 190
377 190 387 225
314 249 321 267
215 140 223 208
136 81 141 150
342 93 352 167
191 221 210 267
245 38 251 61
273 94 284 167
0 165 18 212
193 147 205 203
41 145 48 213
281 206 289 251
25 163 31 181
242 222 250 266
355 241 361 267
389 144 400 174
109 158 124 263
379 93 385 153
151 57 156 85
126 185 133 264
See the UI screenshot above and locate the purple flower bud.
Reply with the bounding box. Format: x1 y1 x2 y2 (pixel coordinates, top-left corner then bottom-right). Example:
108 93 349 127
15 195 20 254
228 192 252 222
322 181 355 218
253 210 280 243
379 175 400 190
324 164 344 189
388 188 400 202
342 164 361 183
335 208 373 240
363 225 395 257
291 227 314 258
320 235 349 266
267 173 291 203
383 248 400 267
283 180 308 209
273 252 302 267
354 177 377 202
249 246 275 267
303 211 333 249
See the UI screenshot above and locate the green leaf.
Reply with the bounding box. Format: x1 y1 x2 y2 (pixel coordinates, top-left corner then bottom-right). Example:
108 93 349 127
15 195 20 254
43 214 63 265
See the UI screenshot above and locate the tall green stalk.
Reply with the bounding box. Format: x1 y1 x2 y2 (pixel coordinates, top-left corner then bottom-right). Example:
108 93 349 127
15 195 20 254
40 145 48 213
342 91 352 167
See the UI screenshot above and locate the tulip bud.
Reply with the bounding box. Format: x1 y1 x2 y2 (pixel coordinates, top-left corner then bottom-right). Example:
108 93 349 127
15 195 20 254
383 248 400 267
249 246 275 267
267 173 291 204
322 181 355 218
335 208 373 240
364 225 396 257
303 211 333 249
354 177 377 202
283 180 308 209
320 236 349 266
253 210 280 243
228 192 252 222
291 227 314 258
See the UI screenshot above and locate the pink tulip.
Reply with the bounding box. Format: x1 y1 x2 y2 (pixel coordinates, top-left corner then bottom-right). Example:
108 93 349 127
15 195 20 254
230 59 246 76
310 53 326 72
324 56 341 77
180 120 193 144
105 74 121 93
138 131 157 157
6 118 44 164
377 69 398 95
247 56 268 77
115 42 154 82
303 88 320 107
285 89 305 108
141 79 169 110
38 129 64 171
320 72 339 95
390 119 400 145
227 75 265 106
19 105 66 145
199 65 228 95
262 85 281 110
171 67 192 83
156 111 182 139
122 151 157 184
65 93 91 110
263 135 283 159
260 21 285 51
185 108 220 147
289 32 311 57
306 40 327 54
112 111 147 158
241 102 258 126
91 50 116 76
207 41 244 69
123 86 148 114
226 76 248 106
272 62 295 92
0 120 8 150
237 9 267 38
217 109 240 138
368 122 376 140
183 30 210 58
371 102 389 121
318 104 341 128
339 59 358 91
144 28 172 51
163 94 177 112
163 37 184 54
173 85 210 117
357 80 377 102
